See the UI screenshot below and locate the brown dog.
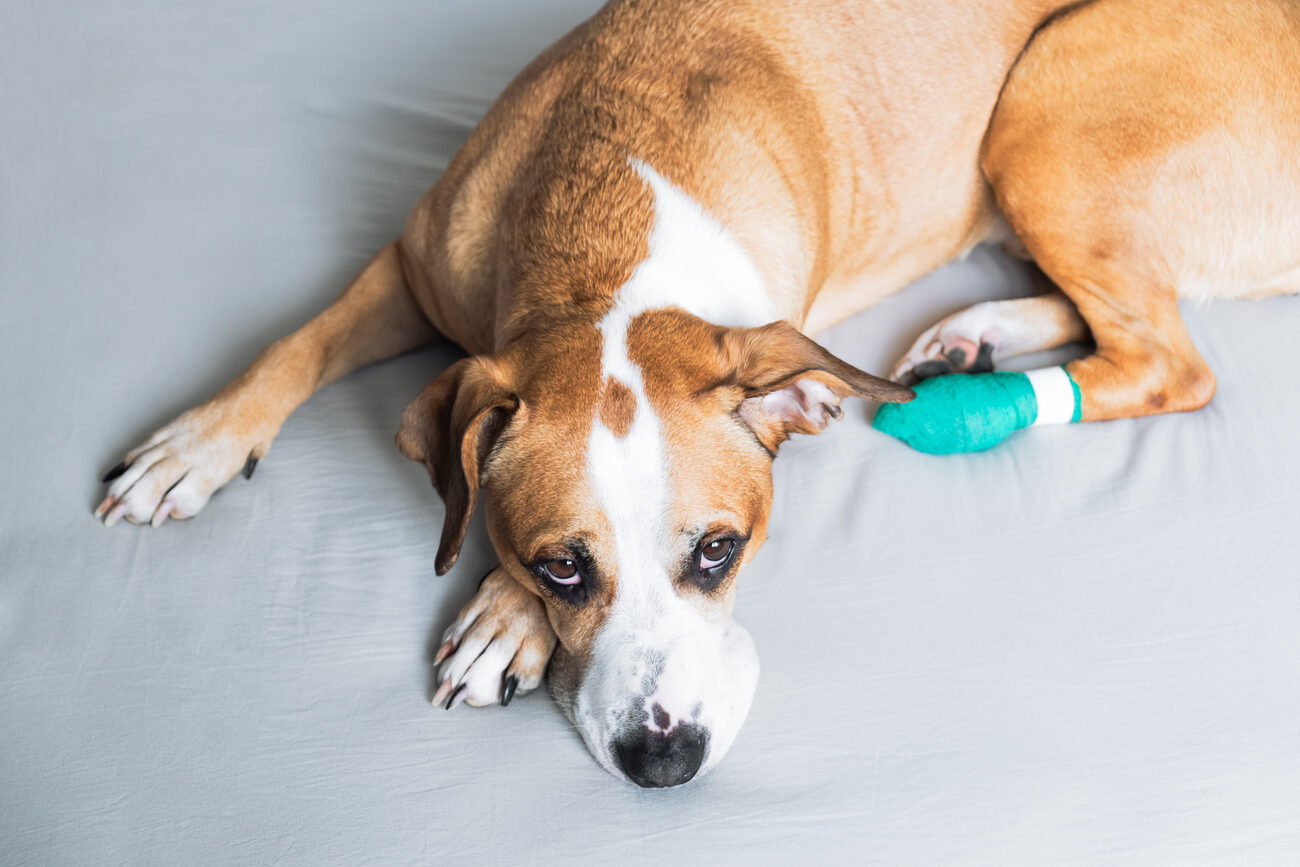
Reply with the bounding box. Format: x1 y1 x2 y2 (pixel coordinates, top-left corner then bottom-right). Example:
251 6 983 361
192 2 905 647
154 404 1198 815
95 0 1299 786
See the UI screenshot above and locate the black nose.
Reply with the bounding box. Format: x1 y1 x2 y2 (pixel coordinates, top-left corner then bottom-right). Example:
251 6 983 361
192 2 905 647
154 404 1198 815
614 724 708 788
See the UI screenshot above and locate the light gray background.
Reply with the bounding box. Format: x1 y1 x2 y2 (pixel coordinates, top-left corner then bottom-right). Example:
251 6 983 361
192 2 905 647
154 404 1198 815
3 1 1298 863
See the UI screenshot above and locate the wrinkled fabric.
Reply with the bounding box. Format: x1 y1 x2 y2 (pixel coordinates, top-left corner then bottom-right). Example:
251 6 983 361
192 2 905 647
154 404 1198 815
3 1 1299 862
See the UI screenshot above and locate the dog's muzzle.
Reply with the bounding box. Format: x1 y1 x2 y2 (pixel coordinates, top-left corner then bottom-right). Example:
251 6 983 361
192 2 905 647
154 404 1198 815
554 612 759 787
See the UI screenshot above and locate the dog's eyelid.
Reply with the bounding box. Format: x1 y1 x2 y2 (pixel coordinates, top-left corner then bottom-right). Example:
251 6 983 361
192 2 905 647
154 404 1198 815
685 518 747 541
695 528 750 551
521 537 590 565
523 549 569 566
699 531 745 555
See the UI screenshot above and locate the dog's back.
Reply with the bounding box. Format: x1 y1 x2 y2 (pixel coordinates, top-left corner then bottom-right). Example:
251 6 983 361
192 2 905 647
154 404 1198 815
400 0 1074 349
987 0 1300 304
973 0 1300 426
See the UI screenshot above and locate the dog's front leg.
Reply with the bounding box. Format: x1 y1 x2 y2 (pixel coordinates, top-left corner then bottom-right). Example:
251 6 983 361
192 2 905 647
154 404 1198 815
432 567 557 709
891 290 1089 385
95 242 436 526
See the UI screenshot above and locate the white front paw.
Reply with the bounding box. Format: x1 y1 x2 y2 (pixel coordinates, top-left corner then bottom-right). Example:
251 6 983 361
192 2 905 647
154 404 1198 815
95 406 267 527
432 568 557 709
892 303 1002 384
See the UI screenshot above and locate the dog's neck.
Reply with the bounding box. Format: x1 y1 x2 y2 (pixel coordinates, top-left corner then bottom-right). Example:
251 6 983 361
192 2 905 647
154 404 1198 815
498 156 778 349
603 159 776 328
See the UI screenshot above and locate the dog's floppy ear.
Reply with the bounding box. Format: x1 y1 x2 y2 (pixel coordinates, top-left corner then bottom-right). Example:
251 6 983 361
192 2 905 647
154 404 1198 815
723 320 913 452
396 356 519 575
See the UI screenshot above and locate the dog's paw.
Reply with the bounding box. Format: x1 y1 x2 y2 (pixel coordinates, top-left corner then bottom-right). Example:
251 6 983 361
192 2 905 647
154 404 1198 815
892 302 1002 385
432 568 557 709
94 404 271 528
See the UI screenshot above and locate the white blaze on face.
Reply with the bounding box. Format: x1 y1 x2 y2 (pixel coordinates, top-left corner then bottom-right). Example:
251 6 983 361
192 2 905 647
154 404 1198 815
572 159 762 781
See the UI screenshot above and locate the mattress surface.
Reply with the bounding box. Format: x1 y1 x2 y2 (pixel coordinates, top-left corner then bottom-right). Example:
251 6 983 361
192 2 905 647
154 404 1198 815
3 1 1298 862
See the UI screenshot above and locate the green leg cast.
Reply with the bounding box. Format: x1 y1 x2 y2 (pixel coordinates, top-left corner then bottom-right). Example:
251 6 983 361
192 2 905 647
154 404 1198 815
873 366 1080 455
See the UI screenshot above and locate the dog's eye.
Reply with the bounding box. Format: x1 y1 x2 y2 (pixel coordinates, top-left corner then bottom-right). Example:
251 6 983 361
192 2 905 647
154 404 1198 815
686 535 743 593
698 538 736 571
540 559 581 585
527 546 595 605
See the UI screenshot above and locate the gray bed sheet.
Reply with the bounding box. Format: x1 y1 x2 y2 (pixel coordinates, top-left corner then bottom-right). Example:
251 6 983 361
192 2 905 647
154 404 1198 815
4 1 1299 863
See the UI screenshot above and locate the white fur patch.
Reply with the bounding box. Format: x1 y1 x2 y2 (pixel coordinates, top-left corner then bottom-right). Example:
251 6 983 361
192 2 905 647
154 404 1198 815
625 159 774 328
569 159 763 782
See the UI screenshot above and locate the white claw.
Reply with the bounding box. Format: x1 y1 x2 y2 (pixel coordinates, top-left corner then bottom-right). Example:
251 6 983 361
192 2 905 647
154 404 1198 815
105 502 130 527
150 501 173 528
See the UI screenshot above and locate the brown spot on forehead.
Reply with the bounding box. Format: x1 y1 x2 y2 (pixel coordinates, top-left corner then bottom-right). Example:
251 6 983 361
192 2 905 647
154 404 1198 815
598 376 636 438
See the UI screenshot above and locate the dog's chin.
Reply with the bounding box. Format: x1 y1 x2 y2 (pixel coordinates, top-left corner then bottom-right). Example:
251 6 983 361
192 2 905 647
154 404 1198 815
548 621 760 787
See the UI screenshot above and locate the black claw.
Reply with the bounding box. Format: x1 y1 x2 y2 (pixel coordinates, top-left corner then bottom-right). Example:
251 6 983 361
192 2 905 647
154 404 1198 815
101 461 128 484
242 455 258 480
971 341 997 374
444 683 465 710
912 359 953 380
501 674 519 707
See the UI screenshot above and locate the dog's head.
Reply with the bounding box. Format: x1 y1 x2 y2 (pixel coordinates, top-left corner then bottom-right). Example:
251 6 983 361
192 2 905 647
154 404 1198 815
398 310 911 786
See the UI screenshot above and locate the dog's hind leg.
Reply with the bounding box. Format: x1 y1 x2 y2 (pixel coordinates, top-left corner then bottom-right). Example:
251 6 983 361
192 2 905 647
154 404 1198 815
890 270 1216 424
96 241 437 526
1043 272 1217 423
973 0 1300 429
872 260 1216 454
972 184 1220 426
974 180 1220 427
891 285 1089 385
